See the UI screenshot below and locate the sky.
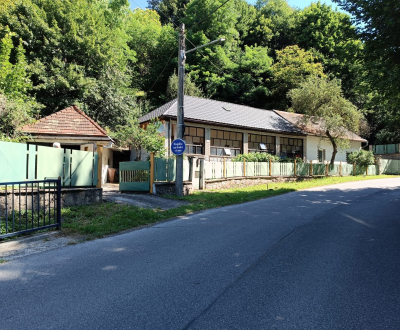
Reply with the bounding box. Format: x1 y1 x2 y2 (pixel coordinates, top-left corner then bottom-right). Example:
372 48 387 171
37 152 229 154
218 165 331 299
128 0 344 12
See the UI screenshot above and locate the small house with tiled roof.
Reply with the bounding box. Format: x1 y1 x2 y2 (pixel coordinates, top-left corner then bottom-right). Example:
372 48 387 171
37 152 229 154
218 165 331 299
139 96 366 163
20 105 128 185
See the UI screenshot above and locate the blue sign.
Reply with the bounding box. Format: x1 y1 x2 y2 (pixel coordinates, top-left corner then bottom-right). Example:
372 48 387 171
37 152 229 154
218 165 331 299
171 138 186 156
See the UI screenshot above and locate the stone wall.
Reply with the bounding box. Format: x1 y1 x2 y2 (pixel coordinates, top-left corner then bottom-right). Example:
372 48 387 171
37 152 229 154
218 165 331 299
154 182 192 196
0 187 102 214
204 176 314 190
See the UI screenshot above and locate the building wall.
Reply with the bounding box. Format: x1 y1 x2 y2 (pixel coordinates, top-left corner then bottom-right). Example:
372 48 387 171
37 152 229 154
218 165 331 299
167 119 307 160
306 136 362 163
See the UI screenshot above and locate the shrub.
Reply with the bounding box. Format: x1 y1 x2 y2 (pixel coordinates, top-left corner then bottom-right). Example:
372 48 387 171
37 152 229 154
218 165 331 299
347 150 375 167
232 152 280 162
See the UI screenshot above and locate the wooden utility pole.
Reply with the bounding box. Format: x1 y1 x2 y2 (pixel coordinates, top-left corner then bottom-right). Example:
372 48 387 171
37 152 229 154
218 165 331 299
175 23 186 197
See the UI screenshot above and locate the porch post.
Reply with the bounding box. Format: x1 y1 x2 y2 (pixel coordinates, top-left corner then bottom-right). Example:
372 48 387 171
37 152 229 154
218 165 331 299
96 145 103 188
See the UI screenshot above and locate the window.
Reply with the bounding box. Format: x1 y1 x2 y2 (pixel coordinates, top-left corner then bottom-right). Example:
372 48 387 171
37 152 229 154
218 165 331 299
210 129 242 156
318 149 326 162
183 126 205 155
280 137 303 159
248 134 276 154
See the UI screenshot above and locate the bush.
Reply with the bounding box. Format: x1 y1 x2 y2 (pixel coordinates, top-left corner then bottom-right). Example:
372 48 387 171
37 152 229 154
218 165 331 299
347 150 375 167
232 152 280 162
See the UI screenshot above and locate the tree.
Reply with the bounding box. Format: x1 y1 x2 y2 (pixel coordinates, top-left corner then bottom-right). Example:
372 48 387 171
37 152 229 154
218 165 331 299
270 45 325 109
347 150 374 167
110 117 165 161
0 28 41 140
288 76 363 164
165 72 203 100
334 0 400 144
294 2 363 101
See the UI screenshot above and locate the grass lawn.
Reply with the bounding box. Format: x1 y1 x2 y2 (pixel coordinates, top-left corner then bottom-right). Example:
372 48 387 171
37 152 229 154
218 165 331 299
61 175 398 239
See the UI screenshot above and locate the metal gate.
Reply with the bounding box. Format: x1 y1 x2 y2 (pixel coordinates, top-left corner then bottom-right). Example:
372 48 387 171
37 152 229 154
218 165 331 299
0 179 61 239
119 161 150 192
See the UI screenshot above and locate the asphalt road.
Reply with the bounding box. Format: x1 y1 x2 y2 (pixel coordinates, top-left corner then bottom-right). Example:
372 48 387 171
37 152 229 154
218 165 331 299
1 178 400 330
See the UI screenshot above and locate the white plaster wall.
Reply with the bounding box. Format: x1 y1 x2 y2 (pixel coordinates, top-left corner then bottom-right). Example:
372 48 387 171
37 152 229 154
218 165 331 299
101 148 114 184
306 136 362 163
80 144 94 152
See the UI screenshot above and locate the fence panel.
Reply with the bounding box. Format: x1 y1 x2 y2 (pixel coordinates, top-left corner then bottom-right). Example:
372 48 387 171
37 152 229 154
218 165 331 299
119 161 150 191
296 163 310 176
313 163 325 176
386 144 397 154
183 159 190 181
226 161 234 177
271 162 280 176
70 150 95 186
383 159 400 174
341 164 353 176
0 179 61 239
246 162 255 177
280 163 294 176
37 146 65 181
374 145 385 154
0 141 27 182
234 162 243 177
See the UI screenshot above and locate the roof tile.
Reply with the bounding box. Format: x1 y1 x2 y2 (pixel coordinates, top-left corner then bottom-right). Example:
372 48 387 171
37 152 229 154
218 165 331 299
20 105 108 137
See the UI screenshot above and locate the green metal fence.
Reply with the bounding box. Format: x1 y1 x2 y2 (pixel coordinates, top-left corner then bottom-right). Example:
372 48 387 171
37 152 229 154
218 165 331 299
373 144 399 154
0 141 98 186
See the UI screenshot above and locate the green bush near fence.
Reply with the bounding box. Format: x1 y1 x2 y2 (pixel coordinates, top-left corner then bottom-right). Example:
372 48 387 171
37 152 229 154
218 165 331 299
347 150 375 167
232 152 280 162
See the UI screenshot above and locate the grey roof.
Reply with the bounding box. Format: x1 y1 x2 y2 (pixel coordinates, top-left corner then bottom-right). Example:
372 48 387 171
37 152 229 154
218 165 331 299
139 96 303 134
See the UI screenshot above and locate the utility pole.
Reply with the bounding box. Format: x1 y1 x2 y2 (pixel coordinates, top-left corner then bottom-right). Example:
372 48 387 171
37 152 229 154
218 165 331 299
175 23 185 197
174 23 225 197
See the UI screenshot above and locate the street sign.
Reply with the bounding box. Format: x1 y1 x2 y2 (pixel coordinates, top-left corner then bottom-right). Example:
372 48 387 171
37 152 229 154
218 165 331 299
171 138 186 156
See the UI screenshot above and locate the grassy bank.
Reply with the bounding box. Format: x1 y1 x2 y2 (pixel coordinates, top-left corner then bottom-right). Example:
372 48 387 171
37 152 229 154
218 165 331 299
61 175 397 239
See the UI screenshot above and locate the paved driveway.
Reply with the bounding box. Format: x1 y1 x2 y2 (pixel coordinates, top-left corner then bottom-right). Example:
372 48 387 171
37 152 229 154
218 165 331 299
1 178 400 329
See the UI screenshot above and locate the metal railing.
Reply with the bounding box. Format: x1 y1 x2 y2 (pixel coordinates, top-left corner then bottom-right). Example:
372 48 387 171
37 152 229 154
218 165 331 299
0 179 61 239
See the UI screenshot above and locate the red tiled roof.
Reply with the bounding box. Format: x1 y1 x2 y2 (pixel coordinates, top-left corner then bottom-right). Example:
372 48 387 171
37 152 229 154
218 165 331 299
20 105 108 137
274 110 367 142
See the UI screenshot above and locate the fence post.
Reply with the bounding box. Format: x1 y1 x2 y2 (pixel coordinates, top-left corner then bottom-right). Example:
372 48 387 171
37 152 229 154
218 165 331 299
223 158 226 178
199 159 205 190
340 161 342 176
353 162 356 176
325 162 329 176
150 152 155 194
244 158 246 177
269 159 272 176
366 166 368 176
57 176 62 228
310 160 313 176
294 158 297 177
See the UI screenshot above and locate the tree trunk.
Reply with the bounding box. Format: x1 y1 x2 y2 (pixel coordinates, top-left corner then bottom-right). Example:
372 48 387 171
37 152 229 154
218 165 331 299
326 130 337 165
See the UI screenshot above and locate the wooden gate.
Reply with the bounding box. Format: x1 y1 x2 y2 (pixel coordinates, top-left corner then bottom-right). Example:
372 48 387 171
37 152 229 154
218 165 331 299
119 161 150 192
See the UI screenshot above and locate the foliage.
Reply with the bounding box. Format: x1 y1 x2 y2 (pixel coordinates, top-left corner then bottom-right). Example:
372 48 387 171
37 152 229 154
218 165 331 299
232 152 280 162
270 45 325 109
0 28 40 141
165 72 203 100
110 116 165 160
288 76 363 164
335 0 400 144
347 150 375 167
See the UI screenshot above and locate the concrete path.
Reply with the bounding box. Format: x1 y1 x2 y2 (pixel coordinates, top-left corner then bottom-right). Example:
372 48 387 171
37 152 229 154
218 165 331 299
1 178 400 329
102 184 189 210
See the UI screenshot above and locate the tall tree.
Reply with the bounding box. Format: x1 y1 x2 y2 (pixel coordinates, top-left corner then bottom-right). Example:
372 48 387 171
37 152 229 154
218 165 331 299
270 45 325 109
288 76 363 164
335 0 400 143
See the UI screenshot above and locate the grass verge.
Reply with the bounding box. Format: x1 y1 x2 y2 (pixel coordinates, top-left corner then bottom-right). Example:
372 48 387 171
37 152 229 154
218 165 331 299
61 175 397 239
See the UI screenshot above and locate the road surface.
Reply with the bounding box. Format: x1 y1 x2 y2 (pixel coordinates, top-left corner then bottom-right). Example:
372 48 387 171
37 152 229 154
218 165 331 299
1 178 400 329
